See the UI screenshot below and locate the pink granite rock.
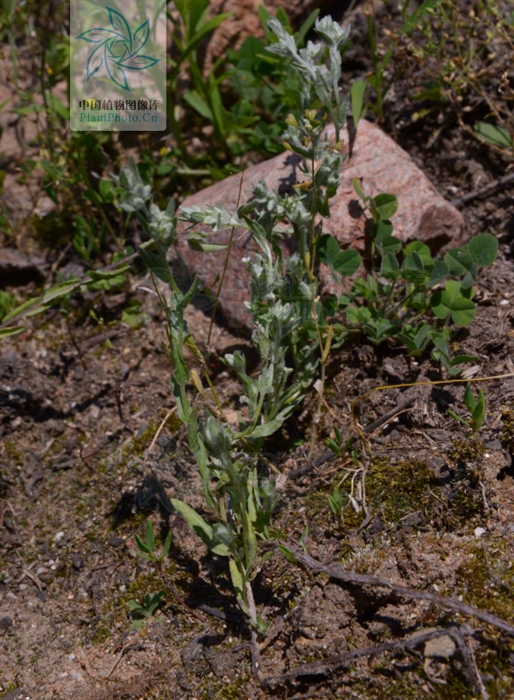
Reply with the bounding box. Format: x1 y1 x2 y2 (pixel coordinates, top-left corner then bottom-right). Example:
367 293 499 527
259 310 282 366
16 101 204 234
172 119 465 335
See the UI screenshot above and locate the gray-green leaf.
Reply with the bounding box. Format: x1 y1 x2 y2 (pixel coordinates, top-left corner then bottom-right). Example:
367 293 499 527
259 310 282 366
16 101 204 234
171 499 230 557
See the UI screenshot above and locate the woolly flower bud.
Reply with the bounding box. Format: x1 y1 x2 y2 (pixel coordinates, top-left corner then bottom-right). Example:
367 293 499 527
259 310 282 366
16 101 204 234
148 203 173 246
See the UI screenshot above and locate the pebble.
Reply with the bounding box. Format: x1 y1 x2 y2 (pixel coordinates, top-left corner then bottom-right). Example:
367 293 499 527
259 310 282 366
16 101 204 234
424 634 456 659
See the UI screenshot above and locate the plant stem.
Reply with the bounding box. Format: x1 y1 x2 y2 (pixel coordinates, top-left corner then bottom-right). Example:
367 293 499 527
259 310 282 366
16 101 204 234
206 169 246 351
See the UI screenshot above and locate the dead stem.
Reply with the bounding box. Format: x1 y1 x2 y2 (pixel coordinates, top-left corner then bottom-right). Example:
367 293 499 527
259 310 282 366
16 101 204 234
143 406 177 468
245 581 266 684
206 168 246 352
263 626 475 687
290 547 514 636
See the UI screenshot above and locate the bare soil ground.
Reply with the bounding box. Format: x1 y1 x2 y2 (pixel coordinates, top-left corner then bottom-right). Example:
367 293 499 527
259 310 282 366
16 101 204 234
2 1 514 699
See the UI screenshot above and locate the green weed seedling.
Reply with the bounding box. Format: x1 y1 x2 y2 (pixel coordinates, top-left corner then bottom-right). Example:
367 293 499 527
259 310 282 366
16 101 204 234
298 525 309 554
0 291 17 325
0 252 138 340
278 526 310 562
327 485 344 520
317 178 498 374
134 520 172 570
474 122 514 153
127 591 165 630
325 425 353 458
448 383 486 433
112 15 354 638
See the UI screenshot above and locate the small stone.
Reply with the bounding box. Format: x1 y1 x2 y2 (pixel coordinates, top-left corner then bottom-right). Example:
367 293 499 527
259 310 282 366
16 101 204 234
38 571 55 583
347 533 366 549
424 634 456 659
0 615 14 633
44 419 65 436
0 688 26 700
485 439 502 450
136 423 149 438
474 527 486 538
275 473 288 492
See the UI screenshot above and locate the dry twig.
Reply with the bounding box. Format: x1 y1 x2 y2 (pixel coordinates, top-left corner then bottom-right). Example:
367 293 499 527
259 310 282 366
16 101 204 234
106 642 142 679
263 626 471 686
291 548 514 635
450 170 514 208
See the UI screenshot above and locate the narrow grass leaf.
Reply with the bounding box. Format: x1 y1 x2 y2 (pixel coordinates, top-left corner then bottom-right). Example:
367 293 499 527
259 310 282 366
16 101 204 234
350 79 367 125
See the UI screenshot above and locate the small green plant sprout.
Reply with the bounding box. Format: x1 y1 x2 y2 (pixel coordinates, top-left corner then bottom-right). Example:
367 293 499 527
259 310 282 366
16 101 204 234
327 484 344 519
127 591 165 630
474 122 514 153
134 520 172 569
0 291 17 324
278 527 310 561
299 525 310 554
325 425 353 458
448 383 486 433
